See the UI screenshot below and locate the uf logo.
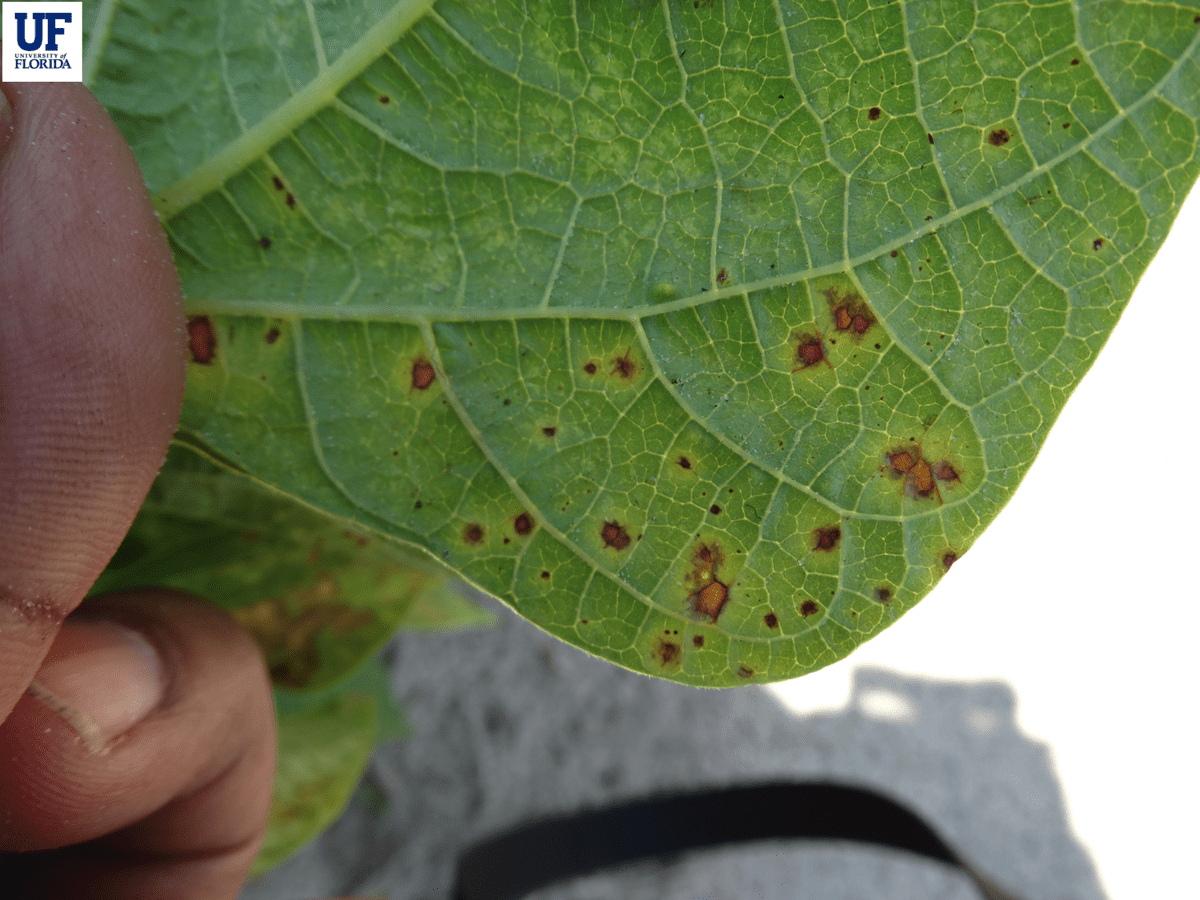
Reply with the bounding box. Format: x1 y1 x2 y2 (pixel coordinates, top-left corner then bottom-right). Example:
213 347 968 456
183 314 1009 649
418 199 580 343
13 11 71 51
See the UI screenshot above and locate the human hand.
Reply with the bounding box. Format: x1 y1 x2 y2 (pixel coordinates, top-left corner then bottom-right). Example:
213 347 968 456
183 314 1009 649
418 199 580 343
0 81 277 899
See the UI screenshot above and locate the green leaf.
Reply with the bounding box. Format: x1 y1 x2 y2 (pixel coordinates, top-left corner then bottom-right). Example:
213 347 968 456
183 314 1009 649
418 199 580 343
94 444 478 691
85 0 1200 686
252 653 400 875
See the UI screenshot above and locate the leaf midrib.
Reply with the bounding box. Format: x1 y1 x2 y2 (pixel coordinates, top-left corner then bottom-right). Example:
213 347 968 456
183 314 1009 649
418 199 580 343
152 0 436 219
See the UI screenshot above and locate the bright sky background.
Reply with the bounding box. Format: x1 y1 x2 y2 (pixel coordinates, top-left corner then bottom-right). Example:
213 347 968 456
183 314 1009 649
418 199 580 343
765 181 1200 900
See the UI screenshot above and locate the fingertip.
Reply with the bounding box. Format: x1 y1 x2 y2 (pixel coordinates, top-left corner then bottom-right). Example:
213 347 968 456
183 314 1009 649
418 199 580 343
0 81 186 715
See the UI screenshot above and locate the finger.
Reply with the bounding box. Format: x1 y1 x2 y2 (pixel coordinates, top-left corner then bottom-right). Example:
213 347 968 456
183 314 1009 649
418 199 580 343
0 589 276 900
0 81 186 719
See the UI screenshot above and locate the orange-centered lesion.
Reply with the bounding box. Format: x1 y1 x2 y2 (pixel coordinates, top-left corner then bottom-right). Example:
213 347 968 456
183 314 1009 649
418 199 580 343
883 443 961 504
686 541 731 622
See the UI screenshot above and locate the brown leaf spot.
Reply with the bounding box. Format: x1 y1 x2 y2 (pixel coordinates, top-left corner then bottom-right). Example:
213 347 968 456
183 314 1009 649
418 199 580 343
610 348 639 381
813 525 841 552
867 106 881 121
514 512 535 536
943 551 958 570
540 570 551 580
736 665 755 679
676 455 693 470
1071 58 1080 65
541 426 557 438
887 450 916 475
799 599 819 617
932 460 959 483
875 587 893 603
285 193 295 208
764 611 779 629
709 504 722 515
987 128 1010 146
411 357 435 390
272 176 284 190
264 327 280 345
824 288 876 338
258 236 272 250
583 361 598 375
187 316 215 364
686 541 730 622
462 523 485 545
792 332 828 370
232 598 378 689
928 132 934 145
691 581 728 620
716 267 729 285
379 95 390 104
1093 237 1104 251
652 637 682 667
692 634 705 648
601 521 631 551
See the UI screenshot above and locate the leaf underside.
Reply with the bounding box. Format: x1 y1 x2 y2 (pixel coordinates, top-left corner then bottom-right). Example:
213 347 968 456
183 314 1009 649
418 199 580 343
86 0 1200 686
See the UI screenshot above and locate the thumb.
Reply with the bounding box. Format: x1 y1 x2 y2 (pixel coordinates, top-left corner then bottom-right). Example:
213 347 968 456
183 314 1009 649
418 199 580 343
0 80 185 718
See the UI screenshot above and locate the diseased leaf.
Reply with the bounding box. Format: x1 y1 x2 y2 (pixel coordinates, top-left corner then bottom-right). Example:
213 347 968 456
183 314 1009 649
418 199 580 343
84 0 1200 686
252 654 402 875
95 445 473 691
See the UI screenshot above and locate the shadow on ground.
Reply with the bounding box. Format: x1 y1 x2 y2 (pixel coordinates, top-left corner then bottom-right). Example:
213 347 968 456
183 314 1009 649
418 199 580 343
241 592 1106 900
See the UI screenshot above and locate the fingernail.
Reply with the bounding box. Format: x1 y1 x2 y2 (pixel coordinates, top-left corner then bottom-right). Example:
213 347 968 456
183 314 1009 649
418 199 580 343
29 619 166 753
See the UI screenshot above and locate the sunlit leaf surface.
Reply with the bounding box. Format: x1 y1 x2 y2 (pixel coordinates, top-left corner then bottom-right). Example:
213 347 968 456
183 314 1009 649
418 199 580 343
86 0 1200 686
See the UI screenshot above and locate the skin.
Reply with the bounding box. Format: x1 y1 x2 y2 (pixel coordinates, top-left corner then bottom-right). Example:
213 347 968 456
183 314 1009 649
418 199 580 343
0 81 288 898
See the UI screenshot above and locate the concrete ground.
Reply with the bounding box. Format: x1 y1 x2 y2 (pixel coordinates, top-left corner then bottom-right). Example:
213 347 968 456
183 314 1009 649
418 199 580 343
239 589 1106 900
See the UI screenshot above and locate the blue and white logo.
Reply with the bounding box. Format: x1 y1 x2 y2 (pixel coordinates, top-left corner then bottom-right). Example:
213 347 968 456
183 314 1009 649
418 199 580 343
3 3 83 82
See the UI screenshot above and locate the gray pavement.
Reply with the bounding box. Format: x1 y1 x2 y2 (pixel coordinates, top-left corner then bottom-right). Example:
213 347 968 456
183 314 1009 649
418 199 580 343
240 590 1106 900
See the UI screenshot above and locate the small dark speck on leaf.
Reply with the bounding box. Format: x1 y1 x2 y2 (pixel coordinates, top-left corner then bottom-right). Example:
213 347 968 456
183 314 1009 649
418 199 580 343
799 600 819 617
737 665 755 679
943 551 958 570
414 500 422 509
693 635 705 648
709 504 722 515
875 587 892 603
1063 122 1071 129
379 95 390 104
583 361 597 375
258 236 271 249
677 456 692 470
272 176 284 190
988 128 1009 146
928 132 934 144
542 426 557 437
503 398 511 406
1093 237 1104 251
764 612 779 628
514 512 535 536
540 570 550 579
264 327 280 344
890 250 898 258
1071 58 1080 65
716 267 729 285
462 523 485 545
286 193 295 208
868 106 881 121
